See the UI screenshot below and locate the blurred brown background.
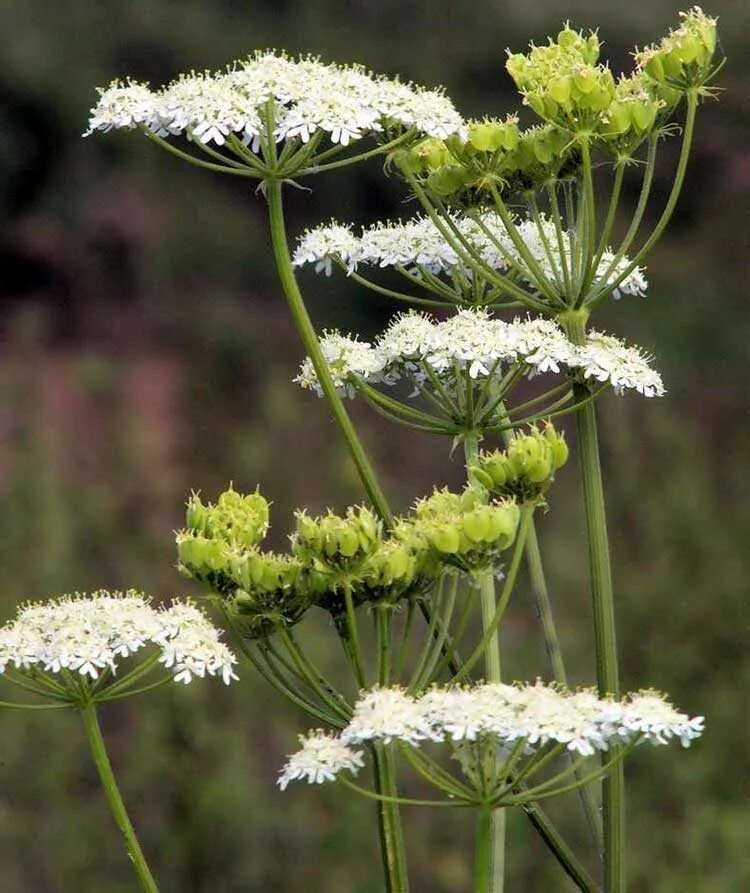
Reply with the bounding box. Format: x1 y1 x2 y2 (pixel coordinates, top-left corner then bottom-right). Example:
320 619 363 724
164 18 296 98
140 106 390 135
0 1 748 890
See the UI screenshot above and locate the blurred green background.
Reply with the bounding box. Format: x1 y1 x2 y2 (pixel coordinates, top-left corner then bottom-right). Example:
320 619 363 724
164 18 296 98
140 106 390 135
0 1 748 890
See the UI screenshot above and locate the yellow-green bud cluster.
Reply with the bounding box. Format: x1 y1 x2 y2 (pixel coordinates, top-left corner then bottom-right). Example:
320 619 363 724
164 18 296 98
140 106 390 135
470 424 569 500
506 27 619 135
603 73 667 149
397 488 520 573
178 488 308 636
396 116 573 198
230 552 308 637
176 484 524 630
292 506 432 610
185 487 269 550
636 7 718 91
293 506 382 570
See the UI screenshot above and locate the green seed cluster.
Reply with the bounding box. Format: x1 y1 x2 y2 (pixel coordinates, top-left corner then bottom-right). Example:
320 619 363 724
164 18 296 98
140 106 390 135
469 424 569 501
177 484 521 633
506 27 621 135
396 488 520 574
635 7 718 91
394 12 718 201
177 489 306 637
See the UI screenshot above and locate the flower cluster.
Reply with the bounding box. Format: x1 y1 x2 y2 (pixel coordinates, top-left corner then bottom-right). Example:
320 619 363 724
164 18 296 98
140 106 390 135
278 732 365 790
278 683 705 789
295 309 664 400
577 331 665 398
294 212 648 299
87 52 464 151
0 591 238 686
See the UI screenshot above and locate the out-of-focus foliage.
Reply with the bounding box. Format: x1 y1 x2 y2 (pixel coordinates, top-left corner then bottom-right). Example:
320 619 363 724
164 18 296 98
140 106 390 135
0 1 747 890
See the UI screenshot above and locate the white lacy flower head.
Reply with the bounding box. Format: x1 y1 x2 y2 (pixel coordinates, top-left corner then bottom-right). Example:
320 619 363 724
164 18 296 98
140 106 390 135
617 690 706 747
87 52 465 149
0 590 238 686
341 687 435 745
374 309 577 383
293 212 648 299
295 310 664 401
293 332 385 397
278 731 365 790
340 681 703 756
293 224 360 275
572 331 666 397
280 683 704 789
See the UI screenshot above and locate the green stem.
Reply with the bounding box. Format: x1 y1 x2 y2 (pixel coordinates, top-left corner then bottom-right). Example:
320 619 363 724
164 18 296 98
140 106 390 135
522 803 600 893
588 93 697 308
79 702 159 892
464 434 505 893
474 805 494 893
371 742 411 892
265 178 393 523
372 604 410 892
562 310 624 893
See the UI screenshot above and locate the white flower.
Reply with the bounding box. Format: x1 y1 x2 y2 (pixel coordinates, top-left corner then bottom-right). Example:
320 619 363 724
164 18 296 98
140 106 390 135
335 682 704 754
157 600 239 685
283 684 704 793
293 332 385 397
341 687 434 745
296 310 664 404
0 590 237 686
84 80 157 135
278 731 365 790
87 53 464 150
573 331 666 397
294 212 648 299
617 690 706 747
293 224 361 275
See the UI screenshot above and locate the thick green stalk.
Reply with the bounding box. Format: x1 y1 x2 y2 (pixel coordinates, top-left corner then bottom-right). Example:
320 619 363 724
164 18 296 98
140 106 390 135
79 702 159 893
561 310 624 893
474 806 493 893
374 607 411 892
464 434 505 893
265 178 393 524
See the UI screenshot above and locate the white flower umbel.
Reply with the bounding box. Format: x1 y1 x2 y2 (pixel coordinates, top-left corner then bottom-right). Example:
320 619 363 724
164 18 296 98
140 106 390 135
294 212 648 299
278 731 365 790
616 690 706 747
341 687 435 745
295 308 664 400
87 53 464 150
294 332 385 397
572 331 666 397
278 682 705 790
0 590 238 688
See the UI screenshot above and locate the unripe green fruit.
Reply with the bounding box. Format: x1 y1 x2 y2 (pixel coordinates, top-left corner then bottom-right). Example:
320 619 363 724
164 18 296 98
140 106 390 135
427 165 470 196
526 92 546 118
338 527 360 558
431 526 460 554
470 466 495 490
557 27 579 50
574 70 597 94
549 76 573 105
661 51 684 79
675 33 702 64
645 55 665 82
462 508 492 544
632 102 657 133
488 505 520 549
